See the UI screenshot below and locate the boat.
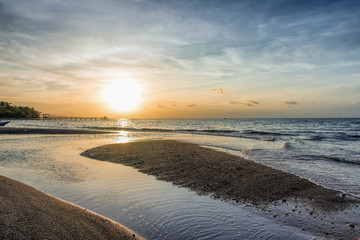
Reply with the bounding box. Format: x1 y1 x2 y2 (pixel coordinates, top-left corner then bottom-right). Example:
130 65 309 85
0 120 10 126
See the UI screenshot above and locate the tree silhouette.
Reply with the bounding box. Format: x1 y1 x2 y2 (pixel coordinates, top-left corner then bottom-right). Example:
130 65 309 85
0 101 40 118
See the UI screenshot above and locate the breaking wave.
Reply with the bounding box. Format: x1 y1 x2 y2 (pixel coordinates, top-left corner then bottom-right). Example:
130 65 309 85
298 155 360 165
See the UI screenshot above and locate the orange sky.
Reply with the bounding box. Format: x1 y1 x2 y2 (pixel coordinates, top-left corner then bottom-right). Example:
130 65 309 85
1 0 359 118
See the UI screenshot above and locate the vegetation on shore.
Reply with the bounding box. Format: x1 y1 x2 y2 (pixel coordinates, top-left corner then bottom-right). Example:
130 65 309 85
0 101 40 119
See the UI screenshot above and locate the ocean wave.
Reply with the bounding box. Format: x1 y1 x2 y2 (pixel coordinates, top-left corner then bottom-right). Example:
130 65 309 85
260 137 276 141
323 155 360 165
349 135 360 138
309 133 360 141
179 129 238 134
243 130 289 136
332 132 360 141
309 135 324 141
299 154 360 165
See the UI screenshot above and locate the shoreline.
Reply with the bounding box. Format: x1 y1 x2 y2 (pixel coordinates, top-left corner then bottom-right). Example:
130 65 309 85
82 140 358 210
0 127 114 135
0 175 145 240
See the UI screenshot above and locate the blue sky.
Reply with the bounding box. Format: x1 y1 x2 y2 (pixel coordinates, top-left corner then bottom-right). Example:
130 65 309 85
0 0 359 117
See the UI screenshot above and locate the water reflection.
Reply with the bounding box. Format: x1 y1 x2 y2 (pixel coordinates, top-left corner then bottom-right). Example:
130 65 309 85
118 119 130 128
115 131 131 143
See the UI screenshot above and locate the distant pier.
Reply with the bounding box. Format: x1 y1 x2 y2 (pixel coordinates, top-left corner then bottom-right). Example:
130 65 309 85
4 115 110 121
41 114 109 121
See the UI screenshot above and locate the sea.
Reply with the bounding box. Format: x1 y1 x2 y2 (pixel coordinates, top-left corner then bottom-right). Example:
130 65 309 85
1 118 359 239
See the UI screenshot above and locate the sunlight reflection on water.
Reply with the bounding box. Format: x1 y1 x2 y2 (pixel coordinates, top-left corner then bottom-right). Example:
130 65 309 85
115 131 131 143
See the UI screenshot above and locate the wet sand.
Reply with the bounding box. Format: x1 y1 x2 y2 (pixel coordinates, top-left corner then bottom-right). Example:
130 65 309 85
82 140 358 209
0 127 113 135
0 176 145 240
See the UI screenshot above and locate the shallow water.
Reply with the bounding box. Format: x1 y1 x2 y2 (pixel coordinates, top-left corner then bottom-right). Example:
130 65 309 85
1 133 348 239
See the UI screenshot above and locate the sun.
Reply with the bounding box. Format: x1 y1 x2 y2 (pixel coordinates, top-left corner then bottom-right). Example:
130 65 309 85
102 79 142 112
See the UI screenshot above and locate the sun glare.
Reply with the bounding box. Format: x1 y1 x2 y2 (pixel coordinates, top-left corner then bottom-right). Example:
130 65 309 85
102 79 142 112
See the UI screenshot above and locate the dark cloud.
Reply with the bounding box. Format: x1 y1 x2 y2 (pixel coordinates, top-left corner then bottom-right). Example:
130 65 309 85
172 104 178 107
186 104 196 108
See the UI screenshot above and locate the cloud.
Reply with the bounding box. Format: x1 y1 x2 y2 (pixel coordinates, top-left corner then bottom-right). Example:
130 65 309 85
282 101 299 107
172 104 178 107
229 99 259 107
1 0 360 118
157 104 165 108
229 100 240 105
186 104 196 108
210 88 227 95
246 100 259 106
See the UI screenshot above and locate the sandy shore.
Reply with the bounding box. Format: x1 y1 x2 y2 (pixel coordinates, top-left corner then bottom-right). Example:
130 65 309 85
82 140 358 210
0 127 113 134
0 176 145 240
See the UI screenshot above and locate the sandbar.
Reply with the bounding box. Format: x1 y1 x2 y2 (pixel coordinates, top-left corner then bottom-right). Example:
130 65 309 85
82 140 358 209
0 176 145 240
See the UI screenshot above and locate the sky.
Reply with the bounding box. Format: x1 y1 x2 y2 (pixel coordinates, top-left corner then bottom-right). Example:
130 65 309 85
0 0 359 118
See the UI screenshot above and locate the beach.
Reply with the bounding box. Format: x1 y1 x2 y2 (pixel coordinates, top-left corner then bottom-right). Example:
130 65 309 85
0 175 144 240
2 0 360 238
1 123 359 239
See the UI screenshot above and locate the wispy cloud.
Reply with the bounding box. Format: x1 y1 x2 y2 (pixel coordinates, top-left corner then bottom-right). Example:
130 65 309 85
229 99 259 107
1 0 360 117
282 101 299 107
246 100 259 106
229 100 240 105
210 88 227 95
186 104 196 108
